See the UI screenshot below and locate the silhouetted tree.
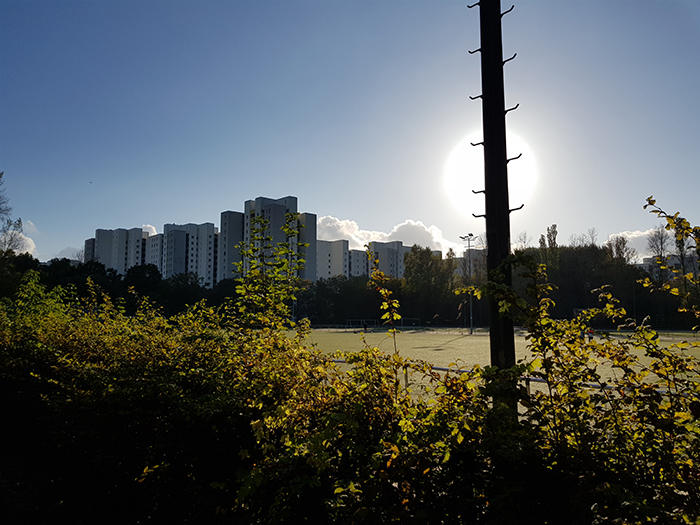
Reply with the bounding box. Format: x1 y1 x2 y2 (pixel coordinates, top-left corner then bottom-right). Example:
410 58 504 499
647 225 671 283
209 278 240 307
403 246 458 325
0 250 41 298
160 272 207 316
124 264 162 297
539 224 560 273
0 172 27 253
604 235 637 264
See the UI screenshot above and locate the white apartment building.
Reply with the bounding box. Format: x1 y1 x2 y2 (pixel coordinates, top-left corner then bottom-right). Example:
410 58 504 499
242 196 317 281
146 234 164 270
83 238 95 263
162 222 218 287
84 195 317 286
92 229 113 267
88 227 146 275
218 211 245 283
162 228 187 279
127 228 147 270
637 253 699 280
244 196 298 247
349 249 369 277
367 241 410 278
317 240 349 279
111 229 129 275
315 241 412 280
196 223 218 288
298 212 317 282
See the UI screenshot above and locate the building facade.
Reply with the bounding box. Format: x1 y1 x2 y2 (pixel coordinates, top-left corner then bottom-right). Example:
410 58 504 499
367 241 410 278
317 239 349 280
162 222 218 287
314 240 413 280
217 211 245 283
83 195 318 287
298 212 317 282
349 249 369 277
146 234 164 271
244 196 298 247
86 227 146 275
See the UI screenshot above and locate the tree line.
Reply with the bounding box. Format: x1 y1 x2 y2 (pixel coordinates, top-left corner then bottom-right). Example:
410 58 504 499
1 223 697 330
513 224 694 329
1 170 697 328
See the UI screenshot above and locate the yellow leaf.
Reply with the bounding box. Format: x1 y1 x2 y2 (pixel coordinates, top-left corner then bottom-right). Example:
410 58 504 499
673 411 692 423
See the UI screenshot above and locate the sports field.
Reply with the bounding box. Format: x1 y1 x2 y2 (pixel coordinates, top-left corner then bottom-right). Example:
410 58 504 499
305 329 530 370
304 328 700 373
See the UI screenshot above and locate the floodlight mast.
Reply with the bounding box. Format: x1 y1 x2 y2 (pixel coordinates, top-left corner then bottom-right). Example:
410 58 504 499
459 233 475 335
475 0 516 370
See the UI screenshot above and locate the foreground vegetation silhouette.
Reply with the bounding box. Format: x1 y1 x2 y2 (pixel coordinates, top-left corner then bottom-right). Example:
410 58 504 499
1 202 699 524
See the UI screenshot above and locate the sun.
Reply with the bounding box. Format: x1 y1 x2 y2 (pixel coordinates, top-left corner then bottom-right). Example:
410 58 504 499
443 131 539 218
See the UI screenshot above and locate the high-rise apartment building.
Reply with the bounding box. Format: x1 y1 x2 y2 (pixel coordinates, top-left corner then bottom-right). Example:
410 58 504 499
317 240 349 279
83 238 95 263
111 228 129 275
367 241 410 278
146 234 164 271
90 229 113 266
315 241 415 280
313 241 417 280
83 195 317 287
298 212 317 282
349 249 368 277
126 228 147 271
244 196 298 247
162 228 187 278
162 222 218 287
86 227 145 275
242 196 317 281
217 211 245 283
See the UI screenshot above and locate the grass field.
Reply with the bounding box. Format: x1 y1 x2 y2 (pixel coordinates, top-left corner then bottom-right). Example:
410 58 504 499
305 329 528 370
303 328 700 374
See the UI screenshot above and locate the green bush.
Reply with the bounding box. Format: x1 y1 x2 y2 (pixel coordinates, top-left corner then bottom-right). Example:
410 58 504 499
1 207 699 524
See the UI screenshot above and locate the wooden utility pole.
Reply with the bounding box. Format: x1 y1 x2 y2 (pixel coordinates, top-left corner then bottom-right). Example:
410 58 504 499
472 0 516 370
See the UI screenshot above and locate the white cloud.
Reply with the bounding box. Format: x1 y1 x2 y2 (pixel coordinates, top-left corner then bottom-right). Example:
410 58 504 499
607 229 656 261
317 216 464 255
24 220 39 234
387 220 441 250
143 224 158 236
317 216 387 249
20 234 37 255
1 224 36 255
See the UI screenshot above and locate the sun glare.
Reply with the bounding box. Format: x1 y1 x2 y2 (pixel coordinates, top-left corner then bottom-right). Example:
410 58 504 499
443 131 538 218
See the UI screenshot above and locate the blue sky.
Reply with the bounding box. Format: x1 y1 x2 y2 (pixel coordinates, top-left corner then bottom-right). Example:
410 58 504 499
2 0 699 261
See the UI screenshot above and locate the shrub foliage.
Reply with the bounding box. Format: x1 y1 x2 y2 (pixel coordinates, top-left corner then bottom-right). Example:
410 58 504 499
1 205 700 524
